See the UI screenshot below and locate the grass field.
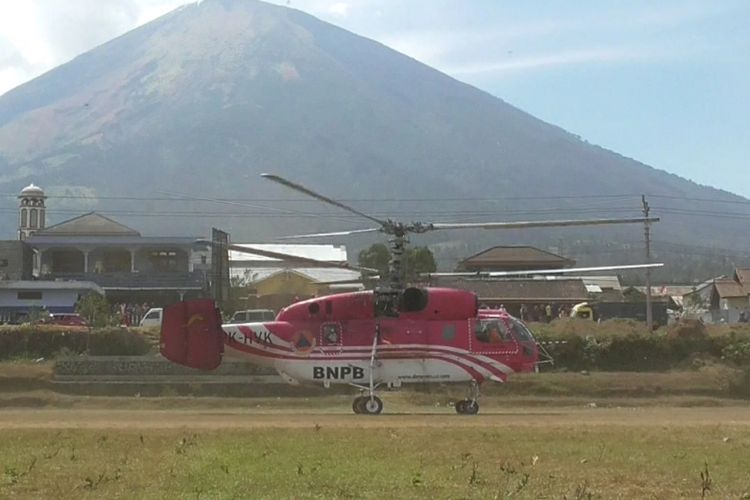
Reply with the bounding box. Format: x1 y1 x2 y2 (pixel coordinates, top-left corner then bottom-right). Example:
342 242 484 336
2 403 750 499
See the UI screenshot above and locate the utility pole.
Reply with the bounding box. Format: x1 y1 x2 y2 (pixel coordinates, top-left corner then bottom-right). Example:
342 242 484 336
642 195 653 331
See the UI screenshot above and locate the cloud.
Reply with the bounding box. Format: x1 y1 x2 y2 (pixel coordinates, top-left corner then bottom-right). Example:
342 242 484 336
328 2 350 17
0 0 190 95
446 47 664 77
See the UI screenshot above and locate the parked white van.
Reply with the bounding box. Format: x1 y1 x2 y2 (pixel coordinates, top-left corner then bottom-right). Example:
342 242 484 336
228 309 275 324
139 308 163 328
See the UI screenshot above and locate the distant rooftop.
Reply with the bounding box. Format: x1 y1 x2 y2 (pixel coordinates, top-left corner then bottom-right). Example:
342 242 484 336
229 243 348 263
34 212 140 237
460 246 575 270
231 266 360 283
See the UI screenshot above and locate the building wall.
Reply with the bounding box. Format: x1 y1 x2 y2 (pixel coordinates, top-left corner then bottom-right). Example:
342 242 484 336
0 241 33 280
0 288 82 311
719 297 750 311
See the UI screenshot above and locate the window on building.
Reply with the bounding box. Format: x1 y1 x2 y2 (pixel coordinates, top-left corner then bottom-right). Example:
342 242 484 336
20 209 27 227
40 210 45 228
150 250 179 271
18 291 43 300
0 259 8 267
30 209 38 229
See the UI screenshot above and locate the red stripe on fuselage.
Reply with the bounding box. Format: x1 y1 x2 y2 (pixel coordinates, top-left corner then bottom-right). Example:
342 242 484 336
224 338 503 383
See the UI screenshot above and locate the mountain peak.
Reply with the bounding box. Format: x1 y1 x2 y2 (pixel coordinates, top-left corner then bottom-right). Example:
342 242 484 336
0 0 748 269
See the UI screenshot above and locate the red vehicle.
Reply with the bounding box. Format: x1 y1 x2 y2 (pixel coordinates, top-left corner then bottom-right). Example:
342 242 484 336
161 174 660 415
163 289 544 415
46 313 90 328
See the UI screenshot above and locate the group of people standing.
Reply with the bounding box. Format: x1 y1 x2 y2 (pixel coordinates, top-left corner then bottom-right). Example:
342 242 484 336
479 302 573 323
518 303 571 323
113 302 151 327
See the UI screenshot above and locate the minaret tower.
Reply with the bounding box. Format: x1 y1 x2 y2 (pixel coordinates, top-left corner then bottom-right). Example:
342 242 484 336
18 183 47 240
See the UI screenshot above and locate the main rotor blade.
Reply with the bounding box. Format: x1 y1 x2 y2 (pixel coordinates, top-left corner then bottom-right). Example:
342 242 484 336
278 228 381 239
196 240 379 274
426 263 664 278
262 174 389 226
429 217 660 231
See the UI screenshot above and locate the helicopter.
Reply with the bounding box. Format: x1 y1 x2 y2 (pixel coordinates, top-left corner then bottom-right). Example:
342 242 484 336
160 174 661 415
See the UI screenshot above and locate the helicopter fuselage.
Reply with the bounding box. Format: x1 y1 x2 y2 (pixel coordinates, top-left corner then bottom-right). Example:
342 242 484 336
161 288 540 388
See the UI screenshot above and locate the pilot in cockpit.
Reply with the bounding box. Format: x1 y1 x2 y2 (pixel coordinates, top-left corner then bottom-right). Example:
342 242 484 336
476 320 506 343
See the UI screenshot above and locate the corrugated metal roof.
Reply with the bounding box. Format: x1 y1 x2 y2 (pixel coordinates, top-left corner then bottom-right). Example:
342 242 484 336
580 275 622 291
27 236 199 246
229 244 348 263
0 280 103 293
633 285 698 296
230 267 361 285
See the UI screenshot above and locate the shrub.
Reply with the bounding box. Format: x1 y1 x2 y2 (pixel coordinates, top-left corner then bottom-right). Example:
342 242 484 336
728 367 750 397
0 326 150 360
721 335 750 365
536 329 737 372
87 327 150 356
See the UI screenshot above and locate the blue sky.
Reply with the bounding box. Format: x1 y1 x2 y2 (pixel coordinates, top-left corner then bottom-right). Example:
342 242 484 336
1 0 748 197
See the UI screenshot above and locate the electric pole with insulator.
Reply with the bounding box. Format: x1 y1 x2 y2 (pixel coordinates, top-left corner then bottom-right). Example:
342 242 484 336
642 195 653 331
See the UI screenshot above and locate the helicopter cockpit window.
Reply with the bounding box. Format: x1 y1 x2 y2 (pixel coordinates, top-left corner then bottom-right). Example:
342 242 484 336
321 323 341 345
509 318 535 342
475 319 511 343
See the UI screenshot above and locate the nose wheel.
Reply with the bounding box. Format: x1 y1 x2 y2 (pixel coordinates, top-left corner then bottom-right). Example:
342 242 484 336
455 399 479 415
454 381 481 415
353 395 383 415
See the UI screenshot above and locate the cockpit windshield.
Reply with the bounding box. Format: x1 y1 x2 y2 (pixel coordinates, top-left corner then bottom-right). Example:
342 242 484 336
509 317 535 342
474 319 512 343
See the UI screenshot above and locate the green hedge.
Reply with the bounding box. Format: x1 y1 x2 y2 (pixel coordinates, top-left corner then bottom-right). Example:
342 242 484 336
0 326 150 360
537 328 750 372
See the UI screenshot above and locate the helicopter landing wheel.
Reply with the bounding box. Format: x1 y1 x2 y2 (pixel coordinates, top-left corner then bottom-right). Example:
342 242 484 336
455 399 479 415
352 396 366 414
357 395 383 415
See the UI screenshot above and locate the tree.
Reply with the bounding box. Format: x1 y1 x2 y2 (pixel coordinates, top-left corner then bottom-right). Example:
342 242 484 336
358 243 390 277
76 293 114 327
358 243 437 284
404 246 437 280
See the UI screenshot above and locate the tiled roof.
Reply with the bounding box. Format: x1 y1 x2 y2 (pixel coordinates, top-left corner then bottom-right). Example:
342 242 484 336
714 279 746 298
735 268 750 284
460 246 574 268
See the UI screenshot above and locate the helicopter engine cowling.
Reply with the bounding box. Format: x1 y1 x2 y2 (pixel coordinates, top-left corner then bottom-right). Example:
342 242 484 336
399 287 478 321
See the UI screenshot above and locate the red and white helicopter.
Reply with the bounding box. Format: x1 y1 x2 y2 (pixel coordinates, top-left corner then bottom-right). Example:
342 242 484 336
161 174 661 414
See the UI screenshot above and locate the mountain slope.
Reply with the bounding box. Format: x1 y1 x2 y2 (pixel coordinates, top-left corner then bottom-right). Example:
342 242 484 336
0 0 747 276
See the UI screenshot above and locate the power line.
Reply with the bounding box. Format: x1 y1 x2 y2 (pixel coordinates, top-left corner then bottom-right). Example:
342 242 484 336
0 192 643 202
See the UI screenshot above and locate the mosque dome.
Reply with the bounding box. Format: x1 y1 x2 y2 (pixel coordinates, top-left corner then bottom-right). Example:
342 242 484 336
20 183 45 197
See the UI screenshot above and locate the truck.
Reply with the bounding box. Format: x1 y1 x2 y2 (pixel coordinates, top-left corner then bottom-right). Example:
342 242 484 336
571 301 668 326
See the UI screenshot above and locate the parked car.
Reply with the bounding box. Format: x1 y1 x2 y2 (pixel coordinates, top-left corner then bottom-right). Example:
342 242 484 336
34 312 90 330
228 309 275 324
48 313 90 327
139 308 163 328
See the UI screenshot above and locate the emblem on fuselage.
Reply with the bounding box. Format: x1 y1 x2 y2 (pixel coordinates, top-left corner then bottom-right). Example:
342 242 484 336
291 330 316 355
